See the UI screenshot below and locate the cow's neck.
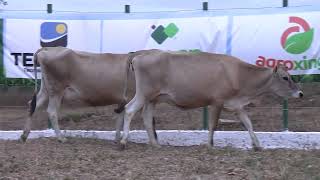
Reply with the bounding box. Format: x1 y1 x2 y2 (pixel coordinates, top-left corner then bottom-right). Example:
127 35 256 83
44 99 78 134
246 68 274 99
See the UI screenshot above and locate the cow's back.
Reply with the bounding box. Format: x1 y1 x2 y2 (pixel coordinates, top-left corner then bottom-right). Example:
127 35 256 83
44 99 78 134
38 47 135 106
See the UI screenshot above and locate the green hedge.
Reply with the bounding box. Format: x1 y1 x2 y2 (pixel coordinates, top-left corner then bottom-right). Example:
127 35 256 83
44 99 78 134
0 77 36 86
292 74 320 83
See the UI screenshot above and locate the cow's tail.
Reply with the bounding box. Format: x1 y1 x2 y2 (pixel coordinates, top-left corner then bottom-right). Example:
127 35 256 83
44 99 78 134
29 48 43 116
114 52 135 114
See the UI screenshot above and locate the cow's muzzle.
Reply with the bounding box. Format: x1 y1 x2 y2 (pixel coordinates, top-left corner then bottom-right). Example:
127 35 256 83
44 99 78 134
299 91 304 98
293 91 303 98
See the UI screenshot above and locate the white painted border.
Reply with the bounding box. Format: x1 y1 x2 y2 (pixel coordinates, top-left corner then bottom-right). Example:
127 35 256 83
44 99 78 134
1 130 320 150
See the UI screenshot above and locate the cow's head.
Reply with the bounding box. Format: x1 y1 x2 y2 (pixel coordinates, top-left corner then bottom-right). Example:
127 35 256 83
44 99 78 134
271 64 303 98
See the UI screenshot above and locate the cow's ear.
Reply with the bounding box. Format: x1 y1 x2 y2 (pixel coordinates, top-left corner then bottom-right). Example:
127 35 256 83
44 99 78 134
273 65 278 73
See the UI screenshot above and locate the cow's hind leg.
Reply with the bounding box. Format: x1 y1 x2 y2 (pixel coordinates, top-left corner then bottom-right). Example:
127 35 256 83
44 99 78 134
236 109 261 151
120 96 145 149
21 86 48 142
115 96 137 143
208 105 222 148
142 102 159 147
47 95 66 142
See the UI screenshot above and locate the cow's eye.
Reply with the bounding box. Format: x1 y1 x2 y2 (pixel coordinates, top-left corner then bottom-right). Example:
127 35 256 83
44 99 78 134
283 77 289 81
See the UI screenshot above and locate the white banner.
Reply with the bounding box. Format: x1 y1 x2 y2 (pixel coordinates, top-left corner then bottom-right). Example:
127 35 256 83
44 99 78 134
5 13 320 78
231 12 320 75
3 19 101 78
102 17 228 53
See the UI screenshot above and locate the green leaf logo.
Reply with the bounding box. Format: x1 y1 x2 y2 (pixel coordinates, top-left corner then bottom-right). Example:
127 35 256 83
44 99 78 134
284 29 313 54
281 16 313 54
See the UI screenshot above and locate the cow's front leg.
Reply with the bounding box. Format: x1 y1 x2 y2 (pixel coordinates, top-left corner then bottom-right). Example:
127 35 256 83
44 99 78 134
236 109 261 151
115 111 124 143
208 105 222 148
142 102 159 148
47 95 66 143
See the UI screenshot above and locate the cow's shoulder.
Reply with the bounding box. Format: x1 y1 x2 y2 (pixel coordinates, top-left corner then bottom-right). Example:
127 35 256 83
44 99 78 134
38 47 74 62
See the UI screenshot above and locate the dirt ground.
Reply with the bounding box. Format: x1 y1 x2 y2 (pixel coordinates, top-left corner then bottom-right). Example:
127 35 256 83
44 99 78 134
0 83 320 179
0 138 319 180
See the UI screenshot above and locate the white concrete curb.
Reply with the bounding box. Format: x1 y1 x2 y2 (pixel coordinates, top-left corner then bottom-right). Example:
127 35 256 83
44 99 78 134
1 130 320 150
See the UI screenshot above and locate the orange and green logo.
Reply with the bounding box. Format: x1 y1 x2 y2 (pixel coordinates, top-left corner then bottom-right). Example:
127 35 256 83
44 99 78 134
151 23 179 44
280 16 313 54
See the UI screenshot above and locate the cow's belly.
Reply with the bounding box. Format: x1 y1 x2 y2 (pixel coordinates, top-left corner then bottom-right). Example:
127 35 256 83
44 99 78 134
154 92 211 109
62 87 122 106
223 97 251 111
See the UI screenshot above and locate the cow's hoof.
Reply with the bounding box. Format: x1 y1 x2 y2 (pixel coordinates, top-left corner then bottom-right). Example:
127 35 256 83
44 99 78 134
206 144 214 149
151 143 161 149
114 139 122 146
114 137 122 144
20 134 28 142
118 143 126 151
58 137 68 143
253 146 262 151
114 139 121 145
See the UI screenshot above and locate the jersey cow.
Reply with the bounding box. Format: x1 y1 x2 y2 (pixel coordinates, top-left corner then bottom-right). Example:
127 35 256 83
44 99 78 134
20 47 157 142
119 51 303 150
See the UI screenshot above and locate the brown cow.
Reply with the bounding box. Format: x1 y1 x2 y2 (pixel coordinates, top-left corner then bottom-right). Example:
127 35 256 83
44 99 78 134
119 51 303 150
20 47 159 142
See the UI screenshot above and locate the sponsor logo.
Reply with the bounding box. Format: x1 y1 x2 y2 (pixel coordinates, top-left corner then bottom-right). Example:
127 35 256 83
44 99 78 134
11 22 68 73
151 23 179 44
256 16 319 71
40 22 68 47
11 52 40 73
280 16 313 54
256 56 320 71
